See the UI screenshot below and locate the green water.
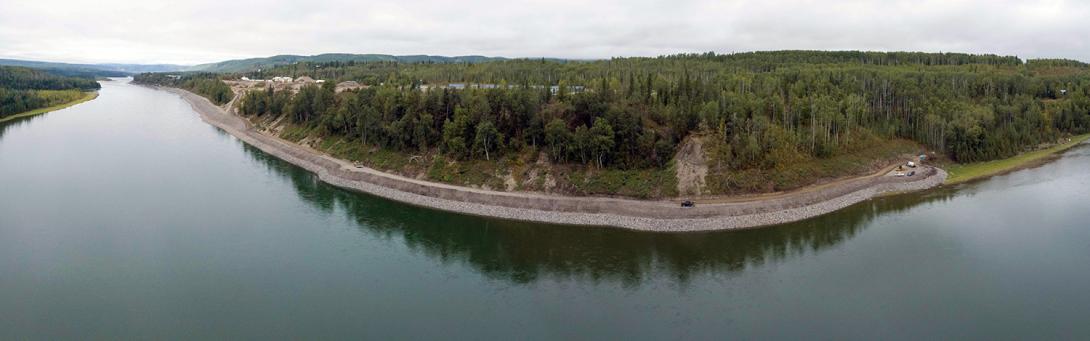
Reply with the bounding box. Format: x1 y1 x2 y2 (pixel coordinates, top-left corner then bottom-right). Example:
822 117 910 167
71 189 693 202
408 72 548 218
2 79 1090 339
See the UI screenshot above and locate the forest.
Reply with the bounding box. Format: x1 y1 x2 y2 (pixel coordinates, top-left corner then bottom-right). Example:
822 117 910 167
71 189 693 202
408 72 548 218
136 73 233 105
135 51 1090 195
0 66 99 119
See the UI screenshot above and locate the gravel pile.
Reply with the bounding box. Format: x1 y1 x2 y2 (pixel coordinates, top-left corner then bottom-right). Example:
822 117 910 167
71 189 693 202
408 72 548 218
169 87 947 232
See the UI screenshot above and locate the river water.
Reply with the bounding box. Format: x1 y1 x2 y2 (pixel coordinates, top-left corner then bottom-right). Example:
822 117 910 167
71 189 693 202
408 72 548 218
2 79 1089 339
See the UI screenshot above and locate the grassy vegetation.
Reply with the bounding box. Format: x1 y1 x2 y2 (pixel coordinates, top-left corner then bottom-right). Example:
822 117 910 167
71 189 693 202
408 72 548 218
566 163 679 198
278 124 313 143
944 134 1090 185
0 91 97 123
319 134 414 172
705 135 921 194
426 156 506 189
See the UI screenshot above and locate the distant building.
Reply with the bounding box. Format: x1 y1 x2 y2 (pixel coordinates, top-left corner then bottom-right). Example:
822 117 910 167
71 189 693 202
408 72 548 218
428 82 586 93
295 76 315 83
240 76 251 81
335 81 364 93
549 85 586 94
271 76 293 83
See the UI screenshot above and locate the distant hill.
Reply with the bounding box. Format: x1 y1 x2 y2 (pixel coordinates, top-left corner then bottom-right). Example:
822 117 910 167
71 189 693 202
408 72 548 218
0 59 187 77
187 54 510 73
94 63 191 74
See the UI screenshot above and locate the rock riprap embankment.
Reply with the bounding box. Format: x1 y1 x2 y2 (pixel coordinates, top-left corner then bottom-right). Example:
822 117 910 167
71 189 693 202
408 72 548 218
167 87 946 232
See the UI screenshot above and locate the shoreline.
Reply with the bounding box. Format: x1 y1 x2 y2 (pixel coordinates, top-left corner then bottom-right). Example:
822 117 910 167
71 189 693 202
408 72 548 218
944 134 1090 185
165 86 947 232
0 91 98 124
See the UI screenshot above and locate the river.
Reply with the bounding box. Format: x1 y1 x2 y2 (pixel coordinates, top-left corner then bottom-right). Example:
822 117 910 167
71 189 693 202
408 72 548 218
2 79 1089 339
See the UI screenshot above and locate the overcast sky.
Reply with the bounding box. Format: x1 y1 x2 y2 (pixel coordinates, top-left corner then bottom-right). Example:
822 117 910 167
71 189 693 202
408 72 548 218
1 0 1086 65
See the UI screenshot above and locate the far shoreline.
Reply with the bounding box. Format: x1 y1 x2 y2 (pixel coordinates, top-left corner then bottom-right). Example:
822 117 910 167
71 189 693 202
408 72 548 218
944 134 1090 185
0 91 98 124
162 84 947 232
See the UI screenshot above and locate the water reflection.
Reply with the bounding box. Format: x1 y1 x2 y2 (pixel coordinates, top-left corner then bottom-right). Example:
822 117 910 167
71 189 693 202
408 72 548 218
240 143 952 285
0 114 50 141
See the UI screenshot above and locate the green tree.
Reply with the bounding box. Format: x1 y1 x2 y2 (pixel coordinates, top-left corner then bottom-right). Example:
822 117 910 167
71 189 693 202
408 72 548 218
474 120 501 160
544 118 571 162
590 118 615 167
442 108 472 158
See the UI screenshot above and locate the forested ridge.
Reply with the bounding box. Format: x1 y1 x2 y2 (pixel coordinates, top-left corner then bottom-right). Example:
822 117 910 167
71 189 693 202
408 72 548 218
135 51 1090 196
0 66 99 119
187 53 508 73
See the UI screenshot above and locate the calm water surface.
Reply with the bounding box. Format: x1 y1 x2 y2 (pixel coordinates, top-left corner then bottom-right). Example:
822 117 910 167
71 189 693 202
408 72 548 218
2 79 1089 339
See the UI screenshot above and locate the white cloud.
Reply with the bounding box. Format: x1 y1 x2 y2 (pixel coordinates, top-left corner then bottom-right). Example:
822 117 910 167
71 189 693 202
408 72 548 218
0 0 1086 64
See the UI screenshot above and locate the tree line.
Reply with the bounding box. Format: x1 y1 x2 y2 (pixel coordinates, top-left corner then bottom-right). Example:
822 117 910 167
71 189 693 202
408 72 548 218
135 73 233 105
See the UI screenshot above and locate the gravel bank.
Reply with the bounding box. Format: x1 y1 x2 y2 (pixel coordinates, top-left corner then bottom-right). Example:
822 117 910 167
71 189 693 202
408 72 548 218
166 87 946 232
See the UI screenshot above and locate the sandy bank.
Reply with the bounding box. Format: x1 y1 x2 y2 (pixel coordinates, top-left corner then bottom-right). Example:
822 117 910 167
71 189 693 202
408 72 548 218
165 87 946 232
